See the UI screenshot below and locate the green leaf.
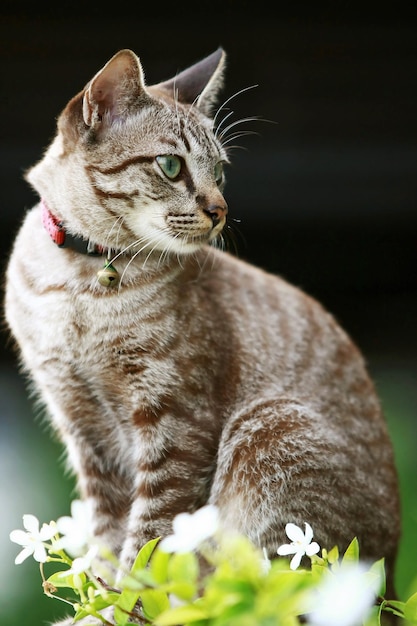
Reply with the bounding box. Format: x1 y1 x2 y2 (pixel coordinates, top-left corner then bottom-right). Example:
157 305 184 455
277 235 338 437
140 588 170 621
47 570 86 589
168 552 199 584
150 548 171 585
154 604 208 625
114 590 141 624
114 538 160 625
341 537 359 564
386 599 406 616
404 592 417 622
134 537 161 570
164 581 197 602
326 545 339 564
362 604 382 626
310 556 328 581
367 558 386 596
119 568 154 591
260 567 314 618
73 592 120 621
117 575 144 592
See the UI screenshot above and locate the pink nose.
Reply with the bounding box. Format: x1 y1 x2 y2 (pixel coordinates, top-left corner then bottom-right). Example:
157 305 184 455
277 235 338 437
204 202 228 226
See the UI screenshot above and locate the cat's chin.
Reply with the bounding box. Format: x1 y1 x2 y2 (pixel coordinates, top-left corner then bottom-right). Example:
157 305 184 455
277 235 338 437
172 235 220 255
133 232 218 257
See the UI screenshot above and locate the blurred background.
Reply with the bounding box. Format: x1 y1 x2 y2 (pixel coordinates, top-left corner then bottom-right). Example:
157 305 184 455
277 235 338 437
1 2 416 624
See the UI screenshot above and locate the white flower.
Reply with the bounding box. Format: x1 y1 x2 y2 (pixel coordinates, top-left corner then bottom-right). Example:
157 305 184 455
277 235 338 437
159 505 219 553
61 545 99 576
308 563 379 626
10 514 56 564
277 522 320 570
55 499 94 557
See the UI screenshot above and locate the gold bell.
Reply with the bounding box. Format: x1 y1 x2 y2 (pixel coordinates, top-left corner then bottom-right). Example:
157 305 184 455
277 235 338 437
97 261 119 288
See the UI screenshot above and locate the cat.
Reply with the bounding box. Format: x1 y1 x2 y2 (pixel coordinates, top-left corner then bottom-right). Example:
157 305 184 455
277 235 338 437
5 47 400 624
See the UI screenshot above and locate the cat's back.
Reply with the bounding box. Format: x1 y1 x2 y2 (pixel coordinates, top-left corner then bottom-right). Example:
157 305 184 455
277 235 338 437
195 247 385 430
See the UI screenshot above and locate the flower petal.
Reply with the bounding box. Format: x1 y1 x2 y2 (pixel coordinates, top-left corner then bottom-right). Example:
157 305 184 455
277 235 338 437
71 500 85 518
160 533 196 554
15 546 34 565
70 556 88 574
56 515 73 535
304 522 314 544
194 505 219 532
172 512 191 535
61 545 99 575
306 541 320 557
277 543 297 556
23 514 40 535
55 501 94 557
33 543 48 563
10 529 30 546
160 505 219 554
309 563 375 626
285 523 305 543
39 522 56 541
290 551 303 570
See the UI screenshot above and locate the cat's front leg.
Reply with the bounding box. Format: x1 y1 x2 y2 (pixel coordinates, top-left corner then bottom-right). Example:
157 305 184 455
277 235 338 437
115 423 217 574
61 430 133 558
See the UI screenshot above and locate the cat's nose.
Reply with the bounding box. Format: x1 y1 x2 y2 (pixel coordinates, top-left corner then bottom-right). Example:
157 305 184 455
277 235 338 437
204 202 228 226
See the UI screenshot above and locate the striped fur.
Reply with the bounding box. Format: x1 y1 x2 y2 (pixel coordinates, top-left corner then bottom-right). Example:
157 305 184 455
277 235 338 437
5 49 400 620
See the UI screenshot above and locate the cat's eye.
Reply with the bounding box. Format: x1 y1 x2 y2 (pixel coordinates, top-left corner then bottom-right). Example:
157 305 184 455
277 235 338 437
156 155 182 179
214 162 224 186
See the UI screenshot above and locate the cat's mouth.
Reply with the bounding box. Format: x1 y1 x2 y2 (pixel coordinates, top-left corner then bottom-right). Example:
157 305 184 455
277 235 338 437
156 222 224 255
164 210 226 249
170 228 222 250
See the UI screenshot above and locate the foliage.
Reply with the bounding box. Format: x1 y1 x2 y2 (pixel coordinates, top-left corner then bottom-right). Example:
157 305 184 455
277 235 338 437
9 502 417 626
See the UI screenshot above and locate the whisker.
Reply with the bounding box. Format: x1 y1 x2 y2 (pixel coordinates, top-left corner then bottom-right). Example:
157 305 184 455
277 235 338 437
213 84 259 130
185 93 201 129
157 232 180 269
221 130 260 147
173 84 182 135
117 239 157 290
225 221 246 257
108 236 149 267
218 116 263 142
143 233 169 269
104 215 125 251
214 109 235 139
195 244 213 276
223 144 252 156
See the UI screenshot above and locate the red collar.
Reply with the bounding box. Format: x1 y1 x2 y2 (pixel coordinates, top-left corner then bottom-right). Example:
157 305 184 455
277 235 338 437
41 199 106 256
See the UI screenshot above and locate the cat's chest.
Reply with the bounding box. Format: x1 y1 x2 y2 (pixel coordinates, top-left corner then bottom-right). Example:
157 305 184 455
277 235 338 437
11 254 182 428
31 286 183 461
58 287 180 396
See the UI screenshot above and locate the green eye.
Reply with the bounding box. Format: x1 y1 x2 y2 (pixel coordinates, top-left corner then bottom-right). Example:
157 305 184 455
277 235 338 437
214 161 224 186
156 155 182 179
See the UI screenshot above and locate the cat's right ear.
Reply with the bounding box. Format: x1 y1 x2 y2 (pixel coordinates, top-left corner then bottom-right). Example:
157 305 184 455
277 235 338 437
83 49 147 129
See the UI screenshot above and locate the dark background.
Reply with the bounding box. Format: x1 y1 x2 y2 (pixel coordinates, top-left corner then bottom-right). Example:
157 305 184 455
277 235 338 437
1 2 416 624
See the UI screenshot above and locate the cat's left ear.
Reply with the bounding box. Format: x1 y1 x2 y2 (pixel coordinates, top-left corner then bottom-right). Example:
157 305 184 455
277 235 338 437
83 49 148 128
154 48 226 117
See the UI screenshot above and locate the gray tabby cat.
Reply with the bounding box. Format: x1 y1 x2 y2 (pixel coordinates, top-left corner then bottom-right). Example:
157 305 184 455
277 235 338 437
5 47 400 623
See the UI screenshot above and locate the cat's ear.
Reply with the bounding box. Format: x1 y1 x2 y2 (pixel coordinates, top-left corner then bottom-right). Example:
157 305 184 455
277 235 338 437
154 48 226 117
83 49 148 128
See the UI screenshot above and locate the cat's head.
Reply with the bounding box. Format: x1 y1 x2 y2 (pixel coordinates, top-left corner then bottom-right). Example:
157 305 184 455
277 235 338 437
27 48 230 258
